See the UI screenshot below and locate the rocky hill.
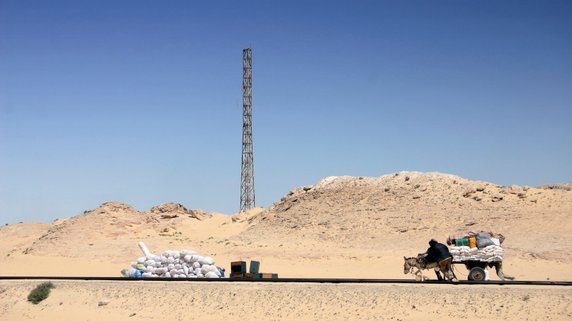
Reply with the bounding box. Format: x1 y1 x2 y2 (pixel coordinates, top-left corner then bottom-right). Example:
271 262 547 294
235 172 572 261
2 171 571 265
18 202 215 258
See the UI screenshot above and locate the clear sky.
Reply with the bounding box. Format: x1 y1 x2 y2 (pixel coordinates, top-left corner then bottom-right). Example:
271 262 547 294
1 0 571 224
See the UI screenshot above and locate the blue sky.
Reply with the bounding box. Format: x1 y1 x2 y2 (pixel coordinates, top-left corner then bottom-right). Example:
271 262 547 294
1 1 571 224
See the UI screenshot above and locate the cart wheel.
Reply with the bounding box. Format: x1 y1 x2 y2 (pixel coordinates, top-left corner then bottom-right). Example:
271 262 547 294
468 267 486 281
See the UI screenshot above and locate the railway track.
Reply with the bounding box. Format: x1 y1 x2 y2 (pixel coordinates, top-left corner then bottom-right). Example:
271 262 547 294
1 276 570 286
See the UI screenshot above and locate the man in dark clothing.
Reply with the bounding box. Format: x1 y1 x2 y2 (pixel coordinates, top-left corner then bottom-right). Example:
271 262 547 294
424 239 456 281
426 239 451 263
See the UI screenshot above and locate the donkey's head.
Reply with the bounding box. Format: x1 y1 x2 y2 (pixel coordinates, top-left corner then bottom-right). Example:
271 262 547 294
403 256 416 274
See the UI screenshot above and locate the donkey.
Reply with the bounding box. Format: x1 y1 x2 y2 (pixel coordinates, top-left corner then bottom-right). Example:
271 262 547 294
403 255 432 281
403 254 445 281
404 255 457 281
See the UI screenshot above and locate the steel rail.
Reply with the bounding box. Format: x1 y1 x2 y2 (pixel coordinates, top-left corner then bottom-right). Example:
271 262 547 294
0 276 570 286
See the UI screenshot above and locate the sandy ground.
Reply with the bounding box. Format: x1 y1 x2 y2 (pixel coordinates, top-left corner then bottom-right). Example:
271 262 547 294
1 172 571 320
0 281 570 321
1 254 572 281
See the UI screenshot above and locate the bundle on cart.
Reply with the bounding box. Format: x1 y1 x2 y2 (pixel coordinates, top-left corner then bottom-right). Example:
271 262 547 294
447 230 504 248
450 244 504 262
121 242 224 278
445 230 515 281
448 231 505 262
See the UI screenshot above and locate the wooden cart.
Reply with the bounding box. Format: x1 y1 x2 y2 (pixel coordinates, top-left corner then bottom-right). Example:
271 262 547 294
452 257 514 281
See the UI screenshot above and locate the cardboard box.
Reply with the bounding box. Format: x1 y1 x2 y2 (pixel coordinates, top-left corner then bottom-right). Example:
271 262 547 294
259 273 278 279
249 260 260 274
231 261 246 274
230 272 255 279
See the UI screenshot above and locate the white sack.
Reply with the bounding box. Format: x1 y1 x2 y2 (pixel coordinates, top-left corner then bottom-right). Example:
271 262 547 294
181 249 197 256
138 242 153 258
198 257 214 265
205 271 219 278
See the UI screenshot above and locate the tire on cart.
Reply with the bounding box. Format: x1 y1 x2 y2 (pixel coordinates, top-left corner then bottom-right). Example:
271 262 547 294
468 267 486 281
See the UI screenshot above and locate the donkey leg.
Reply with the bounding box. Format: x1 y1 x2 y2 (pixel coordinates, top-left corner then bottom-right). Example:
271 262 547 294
434 268 443 280
494 262 515 280
419 269 426 281
414 269 424 281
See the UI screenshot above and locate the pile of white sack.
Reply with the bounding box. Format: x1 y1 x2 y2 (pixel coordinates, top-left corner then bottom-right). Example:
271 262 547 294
451 245 504 262
121 242 224 278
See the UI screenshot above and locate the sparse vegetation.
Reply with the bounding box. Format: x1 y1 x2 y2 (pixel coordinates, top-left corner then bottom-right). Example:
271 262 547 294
405 176 410 182
27 282 55 304
522 294 530 301
384 187 390 192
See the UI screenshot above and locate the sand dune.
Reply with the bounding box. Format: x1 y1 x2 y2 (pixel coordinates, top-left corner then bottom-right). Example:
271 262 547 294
1 172 571 278
1 171 571 320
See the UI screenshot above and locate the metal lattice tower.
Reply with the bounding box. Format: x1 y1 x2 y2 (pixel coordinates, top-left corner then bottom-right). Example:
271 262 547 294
240 48 255 212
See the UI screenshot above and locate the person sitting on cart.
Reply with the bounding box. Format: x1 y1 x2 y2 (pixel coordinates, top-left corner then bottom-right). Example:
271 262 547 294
423 239 456 281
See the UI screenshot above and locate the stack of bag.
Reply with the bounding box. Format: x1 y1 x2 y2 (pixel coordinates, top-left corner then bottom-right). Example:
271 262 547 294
478 245 504 261
448 231 504 262
121 242 224 278
449 246 479 260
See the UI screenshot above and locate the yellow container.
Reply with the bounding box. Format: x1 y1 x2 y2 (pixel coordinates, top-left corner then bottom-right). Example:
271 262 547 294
468 236 477 248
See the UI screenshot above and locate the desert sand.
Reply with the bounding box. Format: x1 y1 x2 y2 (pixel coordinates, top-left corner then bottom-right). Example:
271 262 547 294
1 281 570 321
1 171 571 320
